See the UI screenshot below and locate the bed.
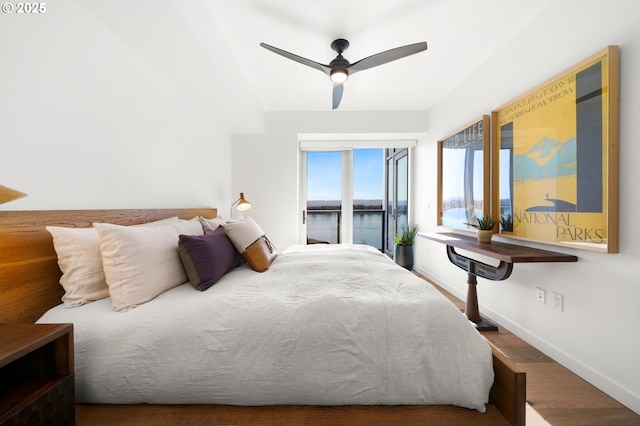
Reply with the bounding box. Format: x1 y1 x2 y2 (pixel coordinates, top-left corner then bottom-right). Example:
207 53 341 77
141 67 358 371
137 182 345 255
0 208 525 425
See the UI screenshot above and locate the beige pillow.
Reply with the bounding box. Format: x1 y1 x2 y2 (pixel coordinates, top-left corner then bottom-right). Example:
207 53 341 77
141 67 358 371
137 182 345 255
46 227 109 307
199 216 226 233
223 217 277 272
94 218 203 311
46 216 180 308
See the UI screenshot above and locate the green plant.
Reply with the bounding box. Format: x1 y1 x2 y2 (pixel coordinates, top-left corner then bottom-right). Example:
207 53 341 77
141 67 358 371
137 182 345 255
394 224 419 246
465 216 497 231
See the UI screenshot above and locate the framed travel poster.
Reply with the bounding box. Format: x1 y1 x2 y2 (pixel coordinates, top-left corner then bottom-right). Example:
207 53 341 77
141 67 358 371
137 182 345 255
491 46 619 253
437 115 491 230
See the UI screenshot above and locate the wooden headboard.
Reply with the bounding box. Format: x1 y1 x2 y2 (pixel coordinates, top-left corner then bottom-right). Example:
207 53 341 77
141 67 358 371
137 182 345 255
0 208 217 324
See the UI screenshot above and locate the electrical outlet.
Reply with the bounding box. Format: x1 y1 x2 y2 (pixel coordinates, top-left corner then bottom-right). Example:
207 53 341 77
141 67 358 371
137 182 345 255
553 292 564 312
536 287 546 304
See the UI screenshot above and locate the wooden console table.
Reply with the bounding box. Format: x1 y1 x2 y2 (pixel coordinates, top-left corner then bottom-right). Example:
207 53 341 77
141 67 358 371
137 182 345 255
422 232 578 331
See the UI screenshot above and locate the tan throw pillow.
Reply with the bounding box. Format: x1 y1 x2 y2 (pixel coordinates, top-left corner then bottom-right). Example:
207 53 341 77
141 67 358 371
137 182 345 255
242 237 277 272
223 217 277 272
94 218 203 311
46 216 180 307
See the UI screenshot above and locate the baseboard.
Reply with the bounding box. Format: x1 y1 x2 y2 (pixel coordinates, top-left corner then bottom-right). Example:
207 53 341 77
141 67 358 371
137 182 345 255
413 266 640 415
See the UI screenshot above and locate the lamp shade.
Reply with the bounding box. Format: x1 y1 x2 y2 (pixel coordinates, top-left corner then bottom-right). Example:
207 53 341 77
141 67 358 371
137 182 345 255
230 192 252 217
0 185 27 205
235 192 252 212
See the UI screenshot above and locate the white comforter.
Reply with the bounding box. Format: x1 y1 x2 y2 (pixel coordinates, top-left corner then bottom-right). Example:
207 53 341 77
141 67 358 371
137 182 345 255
38 244 493 411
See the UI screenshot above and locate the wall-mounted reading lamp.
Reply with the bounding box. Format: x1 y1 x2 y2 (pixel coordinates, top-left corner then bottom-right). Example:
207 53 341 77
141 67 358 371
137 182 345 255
230 192 252 217
0 185 27 205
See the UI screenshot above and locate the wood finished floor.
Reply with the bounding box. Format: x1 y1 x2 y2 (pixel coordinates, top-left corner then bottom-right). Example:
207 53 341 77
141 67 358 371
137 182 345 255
429 280 640 426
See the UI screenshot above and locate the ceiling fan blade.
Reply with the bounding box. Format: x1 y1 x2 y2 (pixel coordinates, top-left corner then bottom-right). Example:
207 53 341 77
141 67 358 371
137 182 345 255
349 42 427 73
260 42 331 76
332 83 344 110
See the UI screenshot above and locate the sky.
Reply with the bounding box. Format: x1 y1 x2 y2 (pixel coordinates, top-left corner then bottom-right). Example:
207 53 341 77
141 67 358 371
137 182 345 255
307 149 384 201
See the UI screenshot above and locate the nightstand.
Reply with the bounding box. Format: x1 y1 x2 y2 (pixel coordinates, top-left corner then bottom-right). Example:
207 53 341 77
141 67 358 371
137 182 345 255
0 323 75 425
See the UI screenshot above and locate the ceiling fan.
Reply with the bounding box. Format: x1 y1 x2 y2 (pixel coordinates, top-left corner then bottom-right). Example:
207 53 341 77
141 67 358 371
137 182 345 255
260 39 428 109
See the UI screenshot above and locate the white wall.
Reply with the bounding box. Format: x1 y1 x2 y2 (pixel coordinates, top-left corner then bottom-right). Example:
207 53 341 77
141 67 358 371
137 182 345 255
0 0 263 211
231 111 428 249
412 0 640 414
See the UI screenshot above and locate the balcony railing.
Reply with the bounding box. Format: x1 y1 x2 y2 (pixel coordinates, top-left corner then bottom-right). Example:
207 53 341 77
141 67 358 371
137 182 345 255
306 209 385 250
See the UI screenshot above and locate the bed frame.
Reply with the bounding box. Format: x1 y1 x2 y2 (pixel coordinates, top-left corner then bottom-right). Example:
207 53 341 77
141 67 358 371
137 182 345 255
0 209 525 426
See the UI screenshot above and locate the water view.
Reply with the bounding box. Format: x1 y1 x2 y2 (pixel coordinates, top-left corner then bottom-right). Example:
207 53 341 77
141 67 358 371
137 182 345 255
307 199 386 250
307 211 384 249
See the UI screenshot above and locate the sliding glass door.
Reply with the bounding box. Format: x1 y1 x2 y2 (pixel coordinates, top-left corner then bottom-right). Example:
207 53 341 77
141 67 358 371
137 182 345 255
353 149 384 249
385 148 409 256
303 149 384 248
304 151 343 244
301 143 409 252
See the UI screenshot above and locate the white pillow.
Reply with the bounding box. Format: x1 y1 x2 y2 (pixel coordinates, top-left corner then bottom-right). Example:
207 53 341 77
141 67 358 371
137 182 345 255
199 216 226 233
223 216 264 253
46 227 109 308
46 216 180 308
94 218 203 311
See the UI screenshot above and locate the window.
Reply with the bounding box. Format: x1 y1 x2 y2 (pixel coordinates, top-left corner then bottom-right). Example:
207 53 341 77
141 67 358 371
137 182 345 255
299 140 414 251
305 151 342 244
353 149 384 249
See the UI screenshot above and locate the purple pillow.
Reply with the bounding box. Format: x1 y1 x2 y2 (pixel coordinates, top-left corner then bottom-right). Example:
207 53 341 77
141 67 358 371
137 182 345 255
178 226 240 291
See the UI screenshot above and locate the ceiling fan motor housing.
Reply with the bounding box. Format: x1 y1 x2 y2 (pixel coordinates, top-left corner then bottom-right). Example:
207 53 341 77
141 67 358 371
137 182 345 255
329 40 351 82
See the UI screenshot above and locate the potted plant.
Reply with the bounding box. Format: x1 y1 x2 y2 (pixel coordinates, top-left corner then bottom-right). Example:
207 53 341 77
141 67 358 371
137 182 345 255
394 224 419 270
465 216 497 242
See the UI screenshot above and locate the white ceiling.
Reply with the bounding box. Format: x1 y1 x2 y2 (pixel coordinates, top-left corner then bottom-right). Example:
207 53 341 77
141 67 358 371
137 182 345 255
198 0 555 112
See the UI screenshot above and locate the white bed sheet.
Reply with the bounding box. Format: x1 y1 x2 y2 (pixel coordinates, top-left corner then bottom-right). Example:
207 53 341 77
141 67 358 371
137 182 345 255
37 243 493 411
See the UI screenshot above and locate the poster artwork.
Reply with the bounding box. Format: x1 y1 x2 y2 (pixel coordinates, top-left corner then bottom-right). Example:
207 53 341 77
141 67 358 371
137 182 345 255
497 58 609 246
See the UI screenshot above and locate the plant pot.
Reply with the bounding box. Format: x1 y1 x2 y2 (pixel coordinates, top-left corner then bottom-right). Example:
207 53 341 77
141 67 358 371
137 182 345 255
477 230 493 243
394 244 414 270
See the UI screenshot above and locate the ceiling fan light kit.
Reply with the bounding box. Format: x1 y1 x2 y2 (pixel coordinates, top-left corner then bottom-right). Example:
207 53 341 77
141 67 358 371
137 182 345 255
330 69 348 83
260 38 427 109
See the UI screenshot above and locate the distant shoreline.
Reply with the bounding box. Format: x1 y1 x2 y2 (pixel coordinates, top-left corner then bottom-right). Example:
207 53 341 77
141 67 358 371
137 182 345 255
307 199 384 209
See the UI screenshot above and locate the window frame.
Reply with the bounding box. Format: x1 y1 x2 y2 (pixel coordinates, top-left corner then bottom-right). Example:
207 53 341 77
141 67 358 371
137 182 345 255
298 139 416 247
